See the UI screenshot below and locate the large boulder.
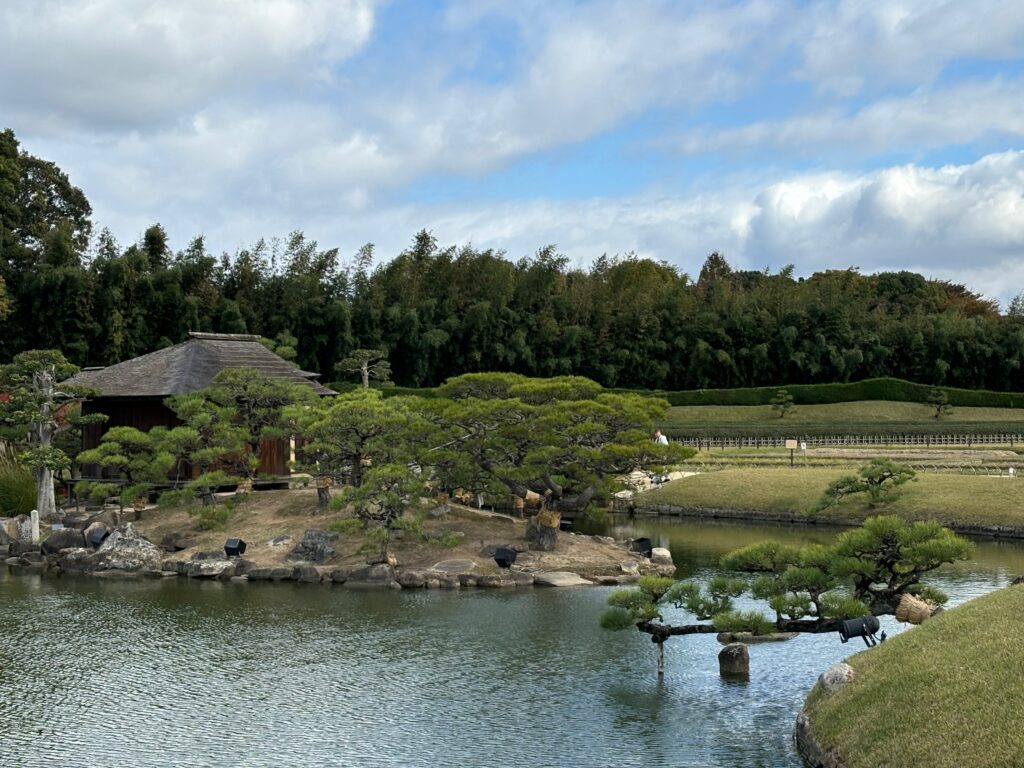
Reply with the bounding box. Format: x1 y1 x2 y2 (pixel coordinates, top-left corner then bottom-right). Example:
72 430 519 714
286 529 338 564
246 567 296 581
185 560 236 579
718 643 749 678
42 528 86 554
89 523 163 573
346 563 396 587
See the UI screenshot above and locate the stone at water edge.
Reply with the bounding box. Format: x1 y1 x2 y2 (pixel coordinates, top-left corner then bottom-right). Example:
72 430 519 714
718 643 750 677
90 523 164 573
346 563 396 586
533 571 593 587
818 662 855 692
650 547 674 566
41 528 86 554
82 522 109 548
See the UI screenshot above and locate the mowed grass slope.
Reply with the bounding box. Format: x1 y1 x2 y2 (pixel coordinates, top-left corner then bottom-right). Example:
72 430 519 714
663 400 1024 429
803 585 1024 768
640 468 1024 528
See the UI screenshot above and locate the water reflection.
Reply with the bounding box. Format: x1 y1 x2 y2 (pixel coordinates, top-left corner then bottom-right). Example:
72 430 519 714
1 519 1019 768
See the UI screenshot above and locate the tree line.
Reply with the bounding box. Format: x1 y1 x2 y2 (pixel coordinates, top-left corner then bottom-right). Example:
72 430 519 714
4 128 1024 391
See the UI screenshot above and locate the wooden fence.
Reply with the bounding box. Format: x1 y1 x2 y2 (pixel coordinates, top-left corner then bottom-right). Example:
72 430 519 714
677 433 1024 450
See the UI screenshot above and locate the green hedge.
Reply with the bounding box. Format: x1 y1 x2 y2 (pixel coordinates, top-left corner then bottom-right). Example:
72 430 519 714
327 376 1024 408
629 378 1024 408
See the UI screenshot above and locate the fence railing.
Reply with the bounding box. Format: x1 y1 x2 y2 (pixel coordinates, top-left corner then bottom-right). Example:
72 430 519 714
676 433 1024 449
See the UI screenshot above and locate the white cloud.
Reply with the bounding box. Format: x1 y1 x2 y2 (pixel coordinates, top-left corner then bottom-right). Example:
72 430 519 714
797 0 1024 95
676 79 1024 157
0 0 379 133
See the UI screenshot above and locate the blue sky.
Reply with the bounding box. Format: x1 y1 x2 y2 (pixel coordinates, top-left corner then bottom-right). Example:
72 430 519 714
2 0 1024 301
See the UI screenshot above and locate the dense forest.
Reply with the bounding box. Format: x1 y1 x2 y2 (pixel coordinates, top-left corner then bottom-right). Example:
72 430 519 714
3 127 1024 391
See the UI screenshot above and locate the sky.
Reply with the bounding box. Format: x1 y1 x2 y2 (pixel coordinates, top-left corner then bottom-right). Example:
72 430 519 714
3 0 1024 302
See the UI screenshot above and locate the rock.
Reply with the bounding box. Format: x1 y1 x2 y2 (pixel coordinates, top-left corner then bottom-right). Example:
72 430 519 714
533 571 593 587
268 535 291 548
19 551 47 567
82 522 110 549
232 559 256 576
437 573 461 589
431 559 476 573
0 525 10 547
84 509 121 529
9 541 41 557
425 578 440 589
1 516 20 542
716 631 799 644
818 662 856 692
346 563 396 586
286 529 338 564
230 575 249 582
458 574 478 588
1012 574 1024 586
328 568 349 583
794 713 844 768
620 561 640 575
510 571 534 587
42 528 86 554
89 524 164 573
650 547 674 566
185 560 235 579
295 565 322 583
427 505 448 519
159 533 198 552
397 570 428 589
718 643 750 678
477 574 515 588
246 567 296 581
160 559 187 574
191 550 227 561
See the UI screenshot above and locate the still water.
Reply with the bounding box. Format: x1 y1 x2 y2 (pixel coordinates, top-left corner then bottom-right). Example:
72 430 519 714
1 518 1019 768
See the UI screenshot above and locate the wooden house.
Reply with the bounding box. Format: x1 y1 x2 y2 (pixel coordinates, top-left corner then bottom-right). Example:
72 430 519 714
68 332 335 478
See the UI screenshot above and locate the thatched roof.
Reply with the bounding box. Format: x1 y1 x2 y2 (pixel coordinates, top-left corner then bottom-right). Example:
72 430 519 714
67 332 336 397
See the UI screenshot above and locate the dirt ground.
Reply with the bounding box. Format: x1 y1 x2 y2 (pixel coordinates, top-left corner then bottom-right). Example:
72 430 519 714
134 489 659 579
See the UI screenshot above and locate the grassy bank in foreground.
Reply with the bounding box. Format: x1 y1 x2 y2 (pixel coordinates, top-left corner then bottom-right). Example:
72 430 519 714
803 585 1024 768
639 468 1024 528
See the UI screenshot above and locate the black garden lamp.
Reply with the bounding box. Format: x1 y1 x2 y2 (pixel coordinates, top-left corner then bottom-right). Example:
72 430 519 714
493 547 517 569
838 615 882 647
224 538 247 559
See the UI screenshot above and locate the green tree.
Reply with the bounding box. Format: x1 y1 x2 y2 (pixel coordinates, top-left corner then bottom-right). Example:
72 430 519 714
816 458 917 510
289 389 425 505
770 388 795 418
76 426 175 501
335 348 392 389
927 387 952 419
0 350 104 517
426 373 694 549
601 516 971 677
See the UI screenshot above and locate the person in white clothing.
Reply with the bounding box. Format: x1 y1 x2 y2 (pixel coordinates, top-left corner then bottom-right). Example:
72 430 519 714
654 429 669 445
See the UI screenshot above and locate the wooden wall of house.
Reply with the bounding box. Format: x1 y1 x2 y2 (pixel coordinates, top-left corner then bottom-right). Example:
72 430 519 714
80 397 293 480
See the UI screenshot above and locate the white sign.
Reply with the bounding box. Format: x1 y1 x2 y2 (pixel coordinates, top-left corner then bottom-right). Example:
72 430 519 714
784 439 798 450
800 442 807 451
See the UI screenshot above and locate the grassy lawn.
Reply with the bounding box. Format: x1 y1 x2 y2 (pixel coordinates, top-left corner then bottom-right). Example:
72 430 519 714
640 468 1024 528
662 400 1024 430
803 584 1024 768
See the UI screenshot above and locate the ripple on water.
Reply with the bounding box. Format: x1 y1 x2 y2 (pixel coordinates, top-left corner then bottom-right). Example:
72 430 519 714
1 525 1017 768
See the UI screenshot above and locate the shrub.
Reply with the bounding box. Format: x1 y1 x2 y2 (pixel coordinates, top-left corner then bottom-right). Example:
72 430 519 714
327 517 363 535
193 505 232 531
0 462 35 515
428 531 465 548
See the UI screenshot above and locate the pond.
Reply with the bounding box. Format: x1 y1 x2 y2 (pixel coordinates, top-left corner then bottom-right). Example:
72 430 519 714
1 518 1019 768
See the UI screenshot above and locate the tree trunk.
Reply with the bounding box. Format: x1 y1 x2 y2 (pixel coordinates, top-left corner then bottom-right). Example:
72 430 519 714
361 364 369 389
35 466 56 520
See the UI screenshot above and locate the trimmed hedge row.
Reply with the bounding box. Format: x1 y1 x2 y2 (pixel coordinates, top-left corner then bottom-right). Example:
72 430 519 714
328 376 1024 409
622 378 1024 408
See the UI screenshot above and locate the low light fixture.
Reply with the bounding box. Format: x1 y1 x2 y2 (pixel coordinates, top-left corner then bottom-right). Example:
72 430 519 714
631 537 653 558
87 528 110 549
224 538 247 559
493 547 517 569
838 615 882 647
